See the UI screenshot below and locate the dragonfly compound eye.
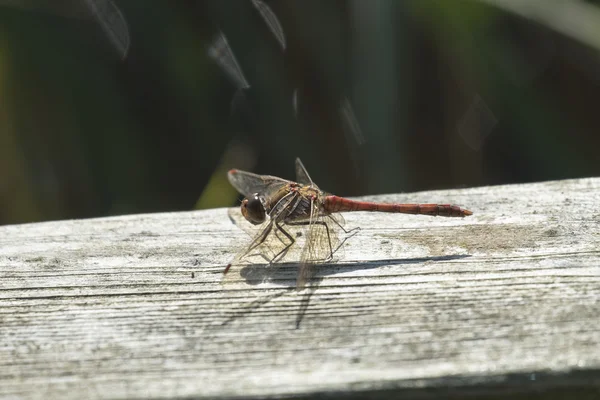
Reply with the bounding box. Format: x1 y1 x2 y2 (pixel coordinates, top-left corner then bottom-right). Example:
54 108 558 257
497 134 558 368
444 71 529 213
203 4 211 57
241 194 266 225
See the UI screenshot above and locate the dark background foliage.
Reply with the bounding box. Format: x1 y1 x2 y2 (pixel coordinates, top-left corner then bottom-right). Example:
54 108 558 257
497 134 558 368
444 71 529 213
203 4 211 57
0 0 599 225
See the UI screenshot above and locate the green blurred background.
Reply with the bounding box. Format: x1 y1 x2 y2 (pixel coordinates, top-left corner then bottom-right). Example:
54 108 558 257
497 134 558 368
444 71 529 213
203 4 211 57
0 0 599 225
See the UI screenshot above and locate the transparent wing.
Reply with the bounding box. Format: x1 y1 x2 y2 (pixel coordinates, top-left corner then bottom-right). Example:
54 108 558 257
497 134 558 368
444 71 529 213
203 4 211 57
227 206 259 238
228 169 291 198
295 202 344 290
227 205 304 250
223 198 305 287
295 158 316 187
222 225 284 286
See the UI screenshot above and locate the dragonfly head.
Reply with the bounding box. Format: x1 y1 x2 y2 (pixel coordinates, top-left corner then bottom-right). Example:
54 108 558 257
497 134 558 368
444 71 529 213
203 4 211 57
241 193 266 225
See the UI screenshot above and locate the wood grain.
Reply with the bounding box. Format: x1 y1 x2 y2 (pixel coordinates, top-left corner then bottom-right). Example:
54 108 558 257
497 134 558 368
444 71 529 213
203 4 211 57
1 178 600 399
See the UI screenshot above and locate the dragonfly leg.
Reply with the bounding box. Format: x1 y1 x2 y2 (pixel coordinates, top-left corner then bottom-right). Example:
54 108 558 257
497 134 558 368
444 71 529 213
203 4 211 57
326 215 360 255
245 222 273 255
326 214 361 235
286 220 335 261
269 222 295 263
245 223 293 264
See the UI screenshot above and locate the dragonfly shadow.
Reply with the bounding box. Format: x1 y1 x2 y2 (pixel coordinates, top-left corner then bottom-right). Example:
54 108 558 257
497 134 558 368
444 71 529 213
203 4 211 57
319 254 472 277
236 254 470 329
237 254 472 287
223 254 471 329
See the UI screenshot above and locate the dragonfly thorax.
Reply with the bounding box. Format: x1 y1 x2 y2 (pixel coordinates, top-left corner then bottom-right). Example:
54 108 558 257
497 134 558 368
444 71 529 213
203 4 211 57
241 193 267 225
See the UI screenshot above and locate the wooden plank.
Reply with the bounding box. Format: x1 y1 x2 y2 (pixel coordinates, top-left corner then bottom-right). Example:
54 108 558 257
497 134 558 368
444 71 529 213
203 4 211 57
1 177 600 399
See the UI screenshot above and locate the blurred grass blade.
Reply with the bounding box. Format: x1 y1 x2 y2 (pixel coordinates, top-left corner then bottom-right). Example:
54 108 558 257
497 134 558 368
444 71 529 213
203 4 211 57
0 0 130 58
458 94 498 151
340 97 366 146
83 0 130 59
208 31 251 90
477 0 600 52
339 97 366 178
292 88 299 118
251 0 286 50
0 0 91 18
195 140 257 210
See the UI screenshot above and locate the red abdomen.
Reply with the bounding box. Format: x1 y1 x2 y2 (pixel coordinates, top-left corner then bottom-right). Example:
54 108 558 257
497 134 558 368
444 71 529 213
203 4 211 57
323 195 472 217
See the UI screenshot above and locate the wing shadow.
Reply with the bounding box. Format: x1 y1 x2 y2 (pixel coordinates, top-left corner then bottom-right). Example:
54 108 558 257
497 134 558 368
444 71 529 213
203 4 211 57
223 254 471 329
236 254 472 287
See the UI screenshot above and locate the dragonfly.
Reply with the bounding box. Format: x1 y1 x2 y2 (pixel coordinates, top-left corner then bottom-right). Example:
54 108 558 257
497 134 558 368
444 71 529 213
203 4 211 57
224 158 473 289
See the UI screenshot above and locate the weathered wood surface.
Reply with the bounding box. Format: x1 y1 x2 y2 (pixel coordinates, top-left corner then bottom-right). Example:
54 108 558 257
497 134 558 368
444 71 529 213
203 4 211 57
1 177 600 399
